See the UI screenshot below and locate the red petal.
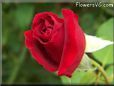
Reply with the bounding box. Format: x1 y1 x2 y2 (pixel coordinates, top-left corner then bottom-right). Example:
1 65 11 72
44 23 64 68
58 9 86 77
24 30 35 49
32 12 63 30
24 30 58 72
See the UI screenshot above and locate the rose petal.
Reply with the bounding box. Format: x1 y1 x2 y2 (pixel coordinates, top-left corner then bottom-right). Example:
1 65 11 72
58 9 86 77
29 44 58 72
24 30 35 49
32 12 63 30
24 30 58 72
44 22 64 67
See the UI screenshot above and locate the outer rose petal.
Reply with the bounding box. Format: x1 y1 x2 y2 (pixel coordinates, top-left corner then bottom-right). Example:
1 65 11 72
24 30 58 72
58 9 86 77
24 30 35 49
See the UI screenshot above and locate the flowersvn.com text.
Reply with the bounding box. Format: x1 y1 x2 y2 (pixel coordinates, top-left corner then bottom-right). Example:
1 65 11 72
75 2 113 7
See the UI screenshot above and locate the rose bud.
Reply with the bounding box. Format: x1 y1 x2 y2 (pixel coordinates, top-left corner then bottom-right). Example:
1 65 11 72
24 8 87 77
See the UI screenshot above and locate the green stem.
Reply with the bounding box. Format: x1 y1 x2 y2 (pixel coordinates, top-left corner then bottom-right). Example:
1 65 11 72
7 47 27 84
95 72 101 85
90 58 110 84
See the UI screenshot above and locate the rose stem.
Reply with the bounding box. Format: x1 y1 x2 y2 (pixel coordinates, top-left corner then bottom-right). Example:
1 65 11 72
7 47 27 84
90 58 110 84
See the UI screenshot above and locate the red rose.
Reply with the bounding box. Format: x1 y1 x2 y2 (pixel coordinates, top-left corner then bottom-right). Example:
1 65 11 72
24 9 85 77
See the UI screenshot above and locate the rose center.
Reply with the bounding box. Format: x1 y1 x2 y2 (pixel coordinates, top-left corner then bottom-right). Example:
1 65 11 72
36 16 54 43
38 24 53 42
41 26 52 37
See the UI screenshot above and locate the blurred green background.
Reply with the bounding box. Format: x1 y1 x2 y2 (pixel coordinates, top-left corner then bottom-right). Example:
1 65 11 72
2 3 113 85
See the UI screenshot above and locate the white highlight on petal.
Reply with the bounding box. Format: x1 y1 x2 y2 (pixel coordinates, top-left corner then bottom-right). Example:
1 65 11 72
85 34 113 52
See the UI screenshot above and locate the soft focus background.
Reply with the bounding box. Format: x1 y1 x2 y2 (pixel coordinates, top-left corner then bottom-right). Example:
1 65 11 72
2 3 113 85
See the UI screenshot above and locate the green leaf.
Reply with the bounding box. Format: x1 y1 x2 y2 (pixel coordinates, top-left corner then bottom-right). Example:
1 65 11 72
106 65 113 83
61 70 96 84
15 4 34 30
93 46 113 65
61 76 71 84
96 18 113 41
79 70 96 84
61 71 85 84
93 18 113 66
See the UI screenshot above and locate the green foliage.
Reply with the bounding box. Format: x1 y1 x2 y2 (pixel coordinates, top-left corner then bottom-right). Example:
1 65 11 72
97 18 113 41
93 18 114 84
15 4 35 30
93 46 113 66
61 70 96 84
80 13 95 34
94 18 113 65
